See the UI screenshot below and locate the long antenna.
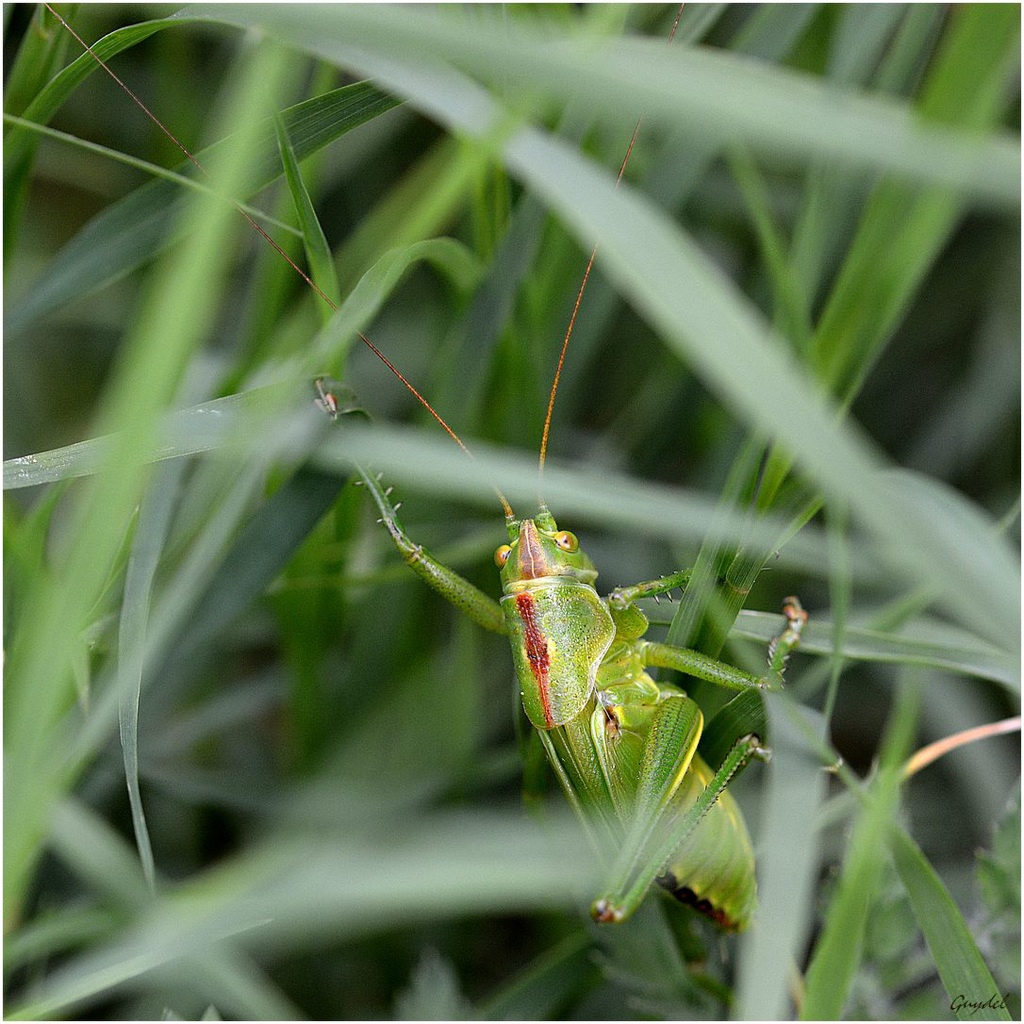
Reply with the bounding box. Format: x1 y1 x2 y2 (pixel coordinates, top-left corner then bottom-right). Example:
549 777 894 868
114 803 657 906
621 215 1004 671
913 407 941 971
537 3 685 480
45 4 515 519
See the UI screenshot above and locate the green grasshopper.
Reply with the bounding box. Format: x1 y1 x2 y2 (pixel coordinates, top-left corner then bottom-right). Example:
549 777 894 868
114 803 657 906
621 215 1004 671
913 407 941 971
337 9 806 930
338 5 809 931
357 463 806 928
51 3 807 929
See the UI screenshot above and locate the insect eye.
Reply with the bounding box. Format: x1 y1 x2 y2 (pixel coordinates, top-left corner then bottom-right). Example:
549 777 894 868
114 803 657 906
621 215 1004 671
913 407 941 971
494 545 512 567
554 531 578 552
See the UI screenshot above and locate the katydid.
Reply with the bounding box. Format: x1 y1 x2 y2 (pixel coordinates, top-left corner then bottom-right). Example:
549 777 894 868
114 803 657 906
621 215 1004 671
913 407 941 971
359 462 806 928
50 3 808 930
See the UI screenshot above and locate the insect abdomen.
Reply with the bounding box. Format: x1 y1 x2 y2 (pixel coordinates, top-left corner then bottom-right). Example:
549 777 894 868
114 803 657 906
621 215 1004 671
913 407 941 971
657 754 757 931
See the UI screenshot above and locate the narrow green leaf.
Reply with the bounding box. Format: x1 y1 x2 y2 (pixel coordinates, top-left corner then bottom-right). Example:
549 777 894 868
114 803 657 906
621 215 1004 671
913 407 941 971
198 5 1020 206
670 4 968 681
333 136 465 293
49 801 152 912
118 460 187 892
311 423 841 572
4 236 481 492
4 40 295 931
7 811 596 1020
892 826 1012 1021
976 787 1021 920
273 111 341 321
4 906 114 976
728 146 812 350
5 18 173 162
699 688 766 773
2 4 75 119
182 950 303 1022
5 16 174 266
213 4 1019 650
824 502 851 724
731 610 1018 690
395 949 474 1020
6 408 847 584
800 680 919 1019
736 699 829 1020
730 4 819 61
811 5 1020 397
479 932 591 1020
825 4 905 86
3 2 78 256
173 467 348 663
3 387 293 490
308 236 484 376
50 804 301 1021
3 112 300 237
7 80 400 332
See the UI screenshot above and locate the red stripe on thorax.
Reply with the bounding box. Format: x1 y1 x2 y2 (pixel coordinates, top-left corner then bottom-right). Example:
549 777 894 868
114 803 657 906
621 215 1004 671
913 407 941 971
515 592 553 728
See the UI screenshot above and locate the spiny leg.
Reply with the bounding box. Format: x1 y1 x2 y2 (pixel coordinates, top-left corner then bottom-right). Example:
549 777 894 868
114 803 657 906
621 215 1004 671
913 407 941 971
767 596 807 674
641 595 809 692
608 568 692 609
591 695 702 922
357 466 506 635
592 731 768 923
589 598 808 923
642 642 769 693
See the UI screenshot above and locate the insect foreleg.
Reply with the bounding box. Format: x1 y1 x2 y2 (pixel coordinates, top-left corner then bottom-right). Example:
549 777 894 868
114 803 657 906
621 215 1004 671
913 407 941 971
592 731 768 924
608 568 692 609
358 467 506 634
642 642 770 693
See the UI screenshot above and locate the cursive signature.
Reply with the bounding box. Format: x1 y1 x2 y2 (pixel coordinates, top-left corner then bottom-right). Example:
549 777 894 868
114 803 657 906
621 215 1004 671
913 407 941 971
950 993 1009 1016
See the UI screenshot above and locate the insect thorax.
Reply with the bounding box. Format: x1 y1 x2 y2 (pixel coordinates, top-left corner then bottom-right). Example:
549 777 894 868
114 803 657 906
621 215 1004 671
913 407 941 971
501 578 614 729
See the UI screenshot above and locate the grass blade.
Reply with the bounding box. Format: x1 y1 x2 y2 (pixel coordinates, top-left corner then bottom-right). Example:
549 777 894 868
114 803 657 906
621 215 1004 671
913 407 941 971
49 800 151 913
4 235 482 490
117 459 187 891
3 112 300 237
173 467 348 663
274 111 341 320
4 40 294 930
4 15 171 261
214 6 1019 648
735 700 829 1020
4 905 114 977
8 811 596 1020
479 932 592 1020
199 5 1020 207
7 80 399 332
891 826 1012 1021
731 610 1018 690
799 678 919 1019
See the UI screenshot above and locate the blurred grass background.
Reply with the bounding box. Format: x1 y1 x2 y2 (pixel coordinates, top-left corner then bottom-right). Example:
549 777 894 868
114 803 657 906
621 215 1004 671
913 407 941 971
3 3 1020 1019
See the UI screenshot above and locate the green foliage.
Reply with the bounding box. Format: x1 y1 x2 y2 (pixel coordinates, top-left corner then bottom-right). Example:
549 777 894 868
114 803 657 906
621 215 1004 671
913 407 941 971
801 682 920 1020
394 949 475 1021
892 824 1010 1021
3 3 1019 1020
976 786 1022 1008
